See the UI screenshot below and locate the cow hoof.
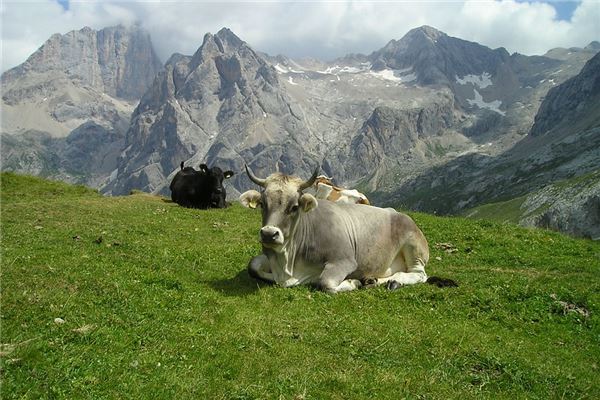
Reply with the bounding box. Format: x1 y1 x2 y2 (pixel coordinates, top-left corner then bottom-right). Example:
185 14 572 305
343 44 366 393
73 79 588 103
386 280 402 291
361 277 378 288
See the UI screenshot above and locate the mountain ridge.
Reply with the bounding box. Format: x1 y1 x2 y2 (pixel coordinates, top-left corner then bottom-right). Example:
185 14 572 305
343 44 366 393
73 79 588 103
104 27 319 196
375 53 600 238
1 24 163 189
2 24 599 239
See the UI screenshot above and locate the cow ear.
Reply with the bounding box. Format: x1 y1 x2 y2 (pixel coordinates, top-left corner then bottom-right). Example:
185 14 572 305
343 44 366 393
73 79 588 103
224 170 234 179
299 193 318 213
199 164 209 173
239 190 262 209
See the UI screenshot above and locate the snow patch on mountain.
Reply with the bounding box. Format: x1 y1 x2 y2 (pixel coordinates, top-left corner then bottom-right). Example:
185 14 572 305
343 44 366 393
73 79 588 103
467 89 505 115
274 64 288 73
369 68 416 83
317 65 368 74
274 64 304 74
456 72 493 88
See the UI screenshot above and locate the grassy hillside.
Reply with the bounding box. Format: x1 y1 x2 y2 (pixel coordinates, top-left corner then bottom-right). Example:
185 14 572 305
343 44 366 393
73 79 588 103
2 173 599 399
464 170 600 237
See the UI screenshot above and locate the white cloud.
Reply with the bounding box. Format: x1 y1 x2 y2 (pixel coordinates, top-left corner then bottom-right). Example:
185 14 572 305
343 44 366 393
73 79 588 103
1 0 598 73
450 0 575 55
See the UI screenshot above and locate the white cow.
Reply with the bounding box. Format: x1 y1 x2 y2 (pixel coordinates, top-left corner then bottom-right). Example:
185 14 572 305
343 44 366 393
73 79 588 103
239 166 456 293
314 175 370 205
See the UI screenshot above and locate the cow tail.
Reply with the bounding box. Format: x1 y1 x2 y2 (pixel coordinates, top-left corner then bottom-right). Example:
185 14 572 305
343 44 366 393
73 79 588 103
426 276 458 288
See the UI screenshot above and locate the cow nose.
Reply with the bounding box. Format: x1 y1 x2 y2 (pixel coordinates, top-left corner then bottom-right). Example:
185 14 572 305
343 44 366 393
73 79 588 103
214 188 223 194
260 227 280 242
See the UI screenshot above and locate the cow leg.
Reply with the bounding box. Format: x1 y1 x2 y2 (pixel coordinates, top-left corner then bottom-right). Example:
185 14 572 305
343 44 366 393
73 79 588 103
376 255 428 290
318 260 362 293
375 266 428 289
247 254 275 283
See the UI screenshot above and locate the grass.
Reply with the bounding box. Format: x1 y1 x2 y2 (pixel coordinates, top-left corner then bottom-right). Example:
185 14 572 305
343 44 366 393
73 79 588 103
463 196 528 224
1 172 600 399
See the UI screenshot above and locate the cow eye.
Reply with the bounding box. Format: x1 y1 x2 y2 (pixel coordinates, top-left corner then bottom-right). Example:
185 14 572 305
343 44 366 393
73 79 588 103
290 205 299 214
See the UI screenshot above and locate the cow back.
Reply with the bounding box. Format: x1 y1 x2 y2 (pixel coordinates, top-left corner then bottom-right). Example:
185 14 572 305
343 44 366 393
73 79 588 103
297 200 424 274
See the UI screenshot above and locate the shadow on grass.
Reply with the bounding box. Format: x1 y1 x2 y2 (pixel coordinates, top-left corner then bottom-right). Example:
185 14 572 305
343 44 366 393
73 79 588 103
205 268 272 297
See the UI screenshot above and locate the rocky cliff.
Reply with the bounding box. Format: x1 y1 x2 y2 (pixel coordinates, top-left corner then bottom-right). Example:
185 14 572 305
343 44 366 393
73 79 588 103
377 53 600 238
1 25 162 188
2 25 162 101
105 26 597 204
519 170 600 240
105 28 318 195
347 92 458 180
369 26 511 86
530 52 600 136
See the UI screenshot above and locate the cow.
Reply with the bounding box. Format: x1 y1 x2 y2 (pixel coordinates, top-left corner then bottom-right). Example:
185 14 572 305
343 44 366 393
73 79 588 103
169 162 234 209
314 175 370 205
239 165 456 293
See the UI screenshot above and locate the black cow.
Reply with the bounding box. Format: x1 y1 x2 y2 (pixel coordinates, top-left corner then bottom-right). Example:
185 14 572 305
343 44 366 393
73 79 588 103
169 162 234 209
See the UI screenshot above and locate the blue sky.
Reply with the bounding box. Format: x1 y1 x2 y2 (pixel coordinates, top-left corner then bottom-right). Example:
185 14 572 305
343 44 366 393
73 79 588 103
516 0 581 20
2 0 598 72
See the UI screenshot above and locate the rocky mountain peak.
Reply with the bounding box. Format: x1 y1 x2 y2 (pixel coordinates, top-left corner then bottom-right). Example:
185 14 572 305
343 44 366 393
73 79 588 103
215 27 245 51
190 28 255 73
377 26 445 55
197 28 247 54
369 26 509 86
405 25 445 42
2 24 162 100
585 41 600 51
529 52 600 137
107 27 317 195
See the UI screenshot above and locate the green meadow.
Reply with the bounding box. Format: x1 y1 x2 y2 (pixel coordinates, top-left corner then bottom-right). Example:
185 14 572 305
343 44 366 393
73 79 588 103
1 172 599 399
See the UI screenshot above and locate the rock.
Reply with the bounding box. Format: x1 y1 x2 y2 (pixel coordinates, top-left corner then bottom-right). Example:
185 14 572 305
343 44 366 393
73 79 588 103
530 52 600 137
520 171 600 239
1 25 162 190
106 28 319 196
368 25 511 86
2 25 162 101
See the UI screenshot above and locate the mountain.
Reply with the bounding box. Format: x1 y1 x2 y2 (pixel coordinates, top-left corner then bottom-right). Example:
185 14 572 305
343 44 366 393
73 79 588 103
3 25 598 238
104 27 596 206
378 52 600 239
104 28 319 195
2 24 161 101
530 51 600 137
1 25 162 187
366 26 560 116
368 25 511 86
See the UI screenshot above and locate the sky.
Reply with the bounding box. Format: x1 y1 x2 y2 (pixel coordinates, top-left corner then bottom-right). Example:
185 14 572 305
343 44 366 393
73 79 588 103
1 0 599 73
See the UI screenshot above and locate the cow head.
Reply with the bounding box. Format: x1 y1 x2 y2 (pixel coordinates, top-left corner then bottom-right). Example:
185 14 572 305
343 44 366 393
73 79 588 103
240 165 319 250
200 164 234 208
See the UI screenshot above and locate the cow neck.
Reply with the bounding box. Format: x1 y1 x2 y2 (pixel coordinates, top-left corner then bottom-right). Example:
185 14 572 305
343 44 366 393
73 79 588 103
293 210 316 261
282 221 302 279
263 242 295 284
266 214 312 283
266 248 293 284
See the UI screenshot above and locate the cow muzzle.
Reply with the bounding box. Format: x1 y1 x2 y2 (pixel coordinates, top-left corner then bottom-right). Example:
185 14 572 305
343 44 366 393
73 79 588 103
259 226 284 247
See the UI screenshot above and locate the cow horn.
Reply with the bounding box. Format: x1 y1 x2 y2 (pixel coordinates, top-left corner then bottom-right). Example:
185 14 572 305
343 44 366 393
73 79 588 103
245 165 266 187
299 166 320 191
